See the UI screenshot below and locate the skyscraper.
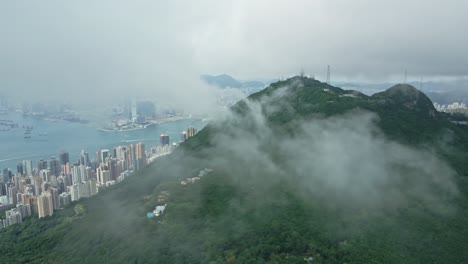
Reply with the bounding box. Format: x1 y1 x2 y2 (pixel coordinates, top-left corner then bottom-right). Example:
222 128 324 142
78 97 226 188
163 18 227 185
107 158 117 181
160 134 170 146
2 168 11 184
101 149 110 164
5 208 22 226
23 160 33 176
16 163 23 175
59 151 70 165
7 185 17 204
59 192 71 208
114 146 126 160
72 165 82 184
37 159 48 171
33 176 43 196
180 131 187 142
39 169 50 182
136 142 146 159
187 127 197 138
49 157 61 177
80 150 90 166
96 150 102 165
49 188 60 210
16 203 31 219
129 144 136 169
37 192 53 218
68 184 79 202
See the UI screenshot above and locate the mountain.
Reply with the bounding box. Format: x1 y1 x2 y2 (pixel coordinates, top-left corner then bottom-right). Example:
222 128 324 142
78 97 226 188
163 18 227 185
336 80 468 105
1 77 468 263
201 74 243 88
201 74 271 89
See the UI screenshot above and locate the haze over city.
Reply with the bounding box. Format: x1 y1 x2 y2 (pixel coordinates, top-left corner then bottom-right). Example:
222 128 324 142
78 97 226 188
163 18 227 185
1 1 468 263
1 0 468 109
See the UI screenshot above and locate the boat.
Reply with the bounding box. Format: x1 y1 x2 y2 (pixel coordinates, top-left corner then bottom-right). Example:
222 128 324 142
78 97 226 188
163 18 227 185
39 133 48 136
24 136 31 139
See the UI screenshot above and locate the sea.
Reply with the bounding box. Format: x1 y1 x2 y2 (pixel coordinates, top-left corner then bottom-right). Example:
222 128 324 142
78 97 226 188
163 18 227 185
0 112 207 171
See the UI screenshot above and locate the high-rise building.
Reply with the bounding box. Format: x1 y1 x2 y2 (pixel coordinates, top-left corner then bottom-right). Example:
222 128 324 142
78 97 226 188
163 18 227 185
88 179 97 196
5 208 22 226
13 175 21 191
97 169 110 185
1 168 11 184
68 184 79 201
41 182 50 194
37 159 48 171
63 163 71 175
49 175 58 188
106 158 117 181
59 151 70 165
16 203 31 219
39 169 50 182
37 192 53 218
180 131 187 142
136 142 146 159
7 185 17 205
84 166 93 181
63 173 73 187
80 150 90 166
96 150 102 165
77 182 88 198
129 144 136 167
49 188 60 210
116 160 125 176
101 149 110 164
115 146 127 160
16 163 24 175
22 160 33 176
72 165 82 184
33 176 43 196
59 192 71 208
187 127 197 138
24 196 38 216
49 157 61 177
160 134 170 146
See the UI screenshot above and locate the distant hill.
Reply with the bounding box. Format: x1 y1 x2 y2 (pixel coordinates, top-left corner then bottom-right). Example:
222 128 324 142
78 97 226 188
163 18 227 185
201 74 272 89
201 74 243 88
337 80 468 105
1 77 468 263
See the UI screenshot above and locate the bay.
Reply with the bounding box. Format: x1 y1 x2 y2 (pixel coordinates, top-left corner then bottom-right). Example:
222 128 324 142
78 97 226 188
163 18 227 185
0 112 206 171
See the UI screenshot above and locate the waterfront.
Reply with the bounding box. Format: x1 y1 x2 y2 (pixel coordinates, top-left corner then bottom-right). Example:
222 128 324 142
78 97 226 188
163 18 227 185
0 112 206 170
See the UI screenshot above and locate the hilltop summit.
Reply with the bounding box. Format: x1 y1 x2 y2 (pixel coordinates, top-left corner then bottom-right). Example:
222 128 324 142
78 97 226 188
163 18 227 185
373 83 436 114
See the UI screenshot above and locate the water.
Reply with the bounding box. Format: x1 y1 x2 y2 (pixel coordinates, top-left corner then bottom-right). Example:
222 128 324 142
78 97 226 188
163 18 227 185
0 112 206 171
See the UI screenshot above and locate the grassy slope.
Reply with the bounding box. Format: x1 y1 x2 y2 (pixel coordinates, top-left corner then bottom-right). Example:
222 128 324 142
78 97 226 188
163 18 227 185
1 77 467 263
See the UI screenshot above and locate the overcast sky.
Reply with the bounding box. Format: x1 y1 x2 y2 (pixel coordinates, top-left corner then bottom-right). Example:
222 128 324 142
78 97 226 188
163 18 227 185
1 0 467 107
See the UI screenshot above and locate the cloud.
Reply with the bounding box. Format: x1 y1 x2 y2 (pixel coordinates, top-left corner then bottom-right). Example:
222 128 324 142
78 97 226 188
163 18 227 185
1 0 467 109
202 85 459 213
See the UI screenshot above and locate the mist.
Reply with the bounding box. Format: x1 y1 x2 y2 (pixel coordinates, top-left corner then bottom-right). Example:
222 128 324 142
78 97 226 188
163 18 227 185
1 0 468 113
198 84 459 214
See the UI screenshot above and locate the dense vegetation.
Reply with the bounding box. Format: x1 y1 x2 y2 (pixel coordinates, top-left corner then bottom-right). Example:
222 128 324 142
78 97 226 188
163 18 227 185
1 77 468 263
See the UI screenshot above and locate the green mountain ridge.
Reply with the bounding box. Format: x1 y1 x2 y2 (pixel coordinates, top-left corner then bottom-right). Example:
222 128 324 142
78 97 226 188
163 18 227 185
1 77 468 263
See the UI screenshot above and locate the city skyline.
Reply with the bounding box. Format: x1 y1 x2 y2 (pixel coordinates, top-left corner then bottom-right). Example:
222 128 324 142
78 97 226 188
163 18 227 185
0 126 197 229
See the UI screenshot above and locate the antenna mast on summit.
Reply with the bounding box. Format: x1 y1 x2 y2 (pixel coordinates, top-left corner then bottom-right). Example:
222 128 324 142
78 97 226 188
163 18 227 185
420 76 423 91
326 65 330 85
404 70 407 84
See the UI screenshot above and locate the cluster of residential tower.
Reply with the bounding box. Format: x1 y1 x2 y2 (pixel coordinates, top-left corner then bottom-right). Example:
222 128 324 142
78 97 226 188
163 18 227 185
0 127 197 229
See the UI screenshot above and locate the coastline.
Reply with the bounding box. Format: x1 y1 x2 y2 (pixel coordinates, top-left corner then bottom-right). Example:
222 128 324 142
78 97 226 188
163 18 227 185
97 116 204 132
